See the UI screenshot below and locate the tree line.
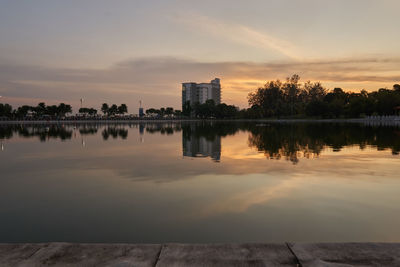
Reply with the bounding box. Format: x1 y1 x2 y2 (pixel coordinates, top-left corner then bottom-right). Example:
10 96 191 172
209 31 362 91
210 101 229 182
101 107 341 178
145 107 182 117
0 102 72 119
100 103 128 116
0 102 131 119
2 75 400 119
246 74 400 119
182 100 239 119
79 103 129 116
179 74 400 119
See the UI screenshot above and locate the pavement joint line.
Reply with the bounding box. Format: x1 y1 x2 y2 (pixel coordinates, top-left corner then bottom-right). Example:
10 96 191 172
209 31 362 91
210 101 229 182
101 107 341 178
25 244 46 261
153 244 164 267
286 242 302 267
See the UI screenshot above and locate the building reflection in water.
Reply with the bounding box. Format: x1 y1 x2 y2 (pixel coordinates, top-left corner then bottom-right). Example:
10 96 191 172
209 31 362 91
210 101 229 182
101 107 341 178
1 122 399 163
182 124 221 162
139 123 145 135
139 123 145 143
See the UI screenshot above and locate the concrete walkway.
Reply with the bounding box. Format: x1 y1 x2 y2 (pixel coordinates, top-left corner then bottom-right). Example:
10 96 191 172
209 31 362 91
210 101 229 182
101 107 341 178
0 243 399 266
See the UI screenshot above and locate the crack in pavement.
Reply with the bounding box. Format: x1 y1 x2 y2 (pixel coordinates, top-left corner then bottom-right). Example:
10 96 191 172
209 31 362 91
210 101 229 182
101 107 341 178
285 243 302 267
153 244 164 267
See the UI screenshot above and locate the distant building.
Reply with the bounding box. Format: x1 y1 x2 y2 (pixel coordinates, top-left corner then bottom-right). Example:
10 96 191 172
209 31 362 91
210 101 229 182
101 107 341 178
139 108 144 118
182 78 221 110
139 100 144 118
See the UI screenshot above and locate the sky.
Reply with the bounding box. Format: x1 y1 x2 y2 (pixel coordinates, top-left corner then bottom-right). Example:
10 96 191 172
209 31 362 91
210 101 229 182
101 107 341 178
1 0 400 112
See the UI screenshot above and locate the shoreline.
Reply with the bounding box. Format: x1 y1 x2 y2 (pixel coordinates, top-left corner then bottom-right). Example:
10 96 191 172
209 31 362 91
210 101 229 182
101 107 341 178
1 242 399 266
1 117 400 125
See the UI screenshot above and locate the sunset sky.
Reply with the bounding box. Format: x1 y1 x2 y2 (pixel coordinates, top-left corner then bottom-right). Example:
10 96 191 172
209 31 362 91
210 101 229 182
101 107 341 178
1 0 400 112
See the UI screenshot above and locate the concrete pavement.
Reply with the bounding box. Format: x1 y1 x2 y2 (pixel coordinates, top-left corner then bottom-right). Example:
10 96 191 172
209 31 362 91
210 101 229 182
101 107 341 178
0 243 399 266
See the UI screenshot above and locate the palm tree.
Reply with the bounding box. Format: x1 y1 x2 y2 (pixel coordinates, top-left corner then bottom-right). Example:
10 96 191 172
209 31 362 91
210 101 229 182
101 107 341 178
101 103 109 115
118 104 128 114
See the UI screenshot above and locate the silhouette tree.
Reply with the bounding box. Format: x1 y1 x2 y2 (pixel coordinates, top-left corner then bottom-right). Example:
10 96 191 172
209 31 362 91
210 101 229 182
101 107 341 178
79 107 97 115
165 107 174 116
109 104 118 115
0 103 13 117
117 104 128 115
101 103 109 115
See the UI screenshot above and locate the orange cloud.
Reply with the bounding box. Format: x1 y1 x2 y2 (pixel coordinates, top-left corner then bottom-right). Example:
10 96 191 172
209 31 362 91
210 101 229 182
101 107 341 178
1 57 399 111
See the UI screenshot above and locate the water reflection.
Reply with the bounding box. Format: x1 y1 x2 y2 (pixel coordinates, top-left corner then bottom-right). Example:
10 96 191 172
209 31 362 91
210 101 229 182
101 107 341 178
79 127 98 135
145 123 181 135
182 123 221 162
248 123 400 164
102 127 128 140
0 122 399 162
1 122 400 243
0 125 73 141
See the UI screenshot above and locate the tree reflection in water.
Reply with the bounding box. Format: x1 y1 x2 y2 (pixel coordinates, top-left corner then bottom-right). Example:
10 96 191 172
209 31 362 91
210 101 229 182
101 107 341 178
0 125 73 141
247 123 400 164
0 122 399 163
101 127 128 140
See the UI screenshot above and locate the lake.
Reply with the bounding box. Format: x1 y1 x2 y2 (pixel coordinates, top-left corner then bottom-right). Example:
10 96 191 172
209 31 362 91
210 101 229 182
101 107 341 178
0 121 399 243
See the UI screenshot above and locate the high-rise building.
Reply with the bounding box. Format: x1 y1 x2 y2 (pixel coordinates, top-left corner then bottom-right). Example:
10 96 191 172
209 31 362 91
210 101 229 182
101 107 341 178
182 78 221 110
138 100 144 118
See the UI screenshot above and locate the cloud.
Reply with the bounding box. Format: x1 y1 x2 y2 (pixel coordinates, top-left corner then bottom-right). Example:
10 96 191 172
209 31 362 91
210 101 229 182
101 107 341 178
194 175 301 217
172 13 302 60
0 56 400 111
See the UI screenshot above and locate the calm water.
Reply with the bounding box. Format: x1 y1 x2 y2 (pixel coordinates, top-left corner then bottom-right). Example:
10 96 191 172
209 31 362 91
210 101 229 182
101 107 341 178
0 122 399 243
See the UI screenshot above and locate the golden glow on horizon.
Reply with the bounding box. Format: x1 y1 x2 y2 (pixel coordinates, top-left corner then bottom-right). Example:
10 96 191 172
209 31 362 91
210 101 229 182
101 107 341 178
2 1 400 109
3 67 399 110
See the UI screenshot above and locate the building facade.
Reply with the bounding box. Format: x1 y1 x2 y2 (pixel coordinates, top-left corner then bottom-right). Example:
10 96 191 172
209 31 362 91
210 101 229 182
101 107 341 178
182 78 221 109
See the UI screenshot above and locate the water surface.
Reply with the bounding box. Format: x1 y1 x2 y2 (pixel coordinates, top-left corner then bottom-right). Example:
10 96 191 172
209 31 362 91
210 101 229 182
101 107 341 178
0 122 399 243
